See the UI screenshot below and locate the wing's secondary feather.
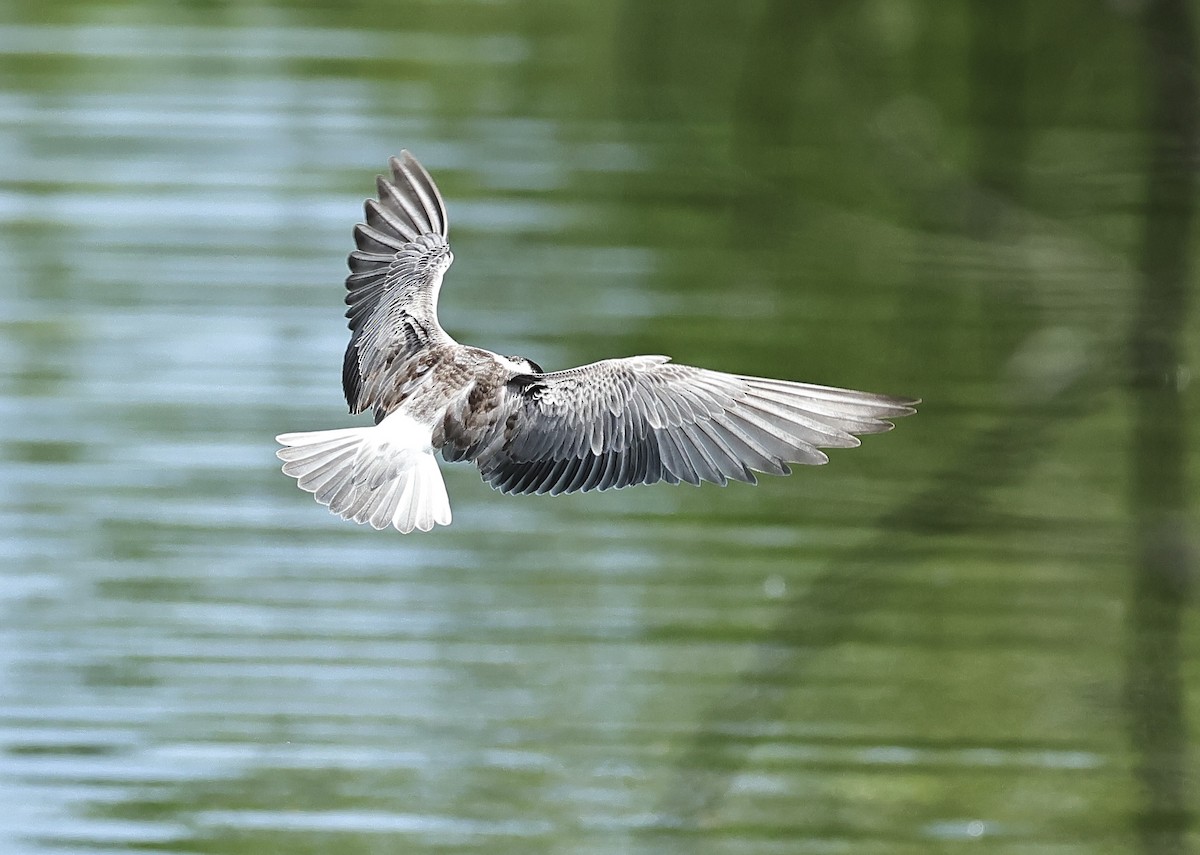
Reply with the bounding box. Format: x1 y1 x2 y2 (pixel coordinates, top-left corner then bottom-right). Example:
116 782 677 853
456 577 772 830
462 357 917 495
342 151 455 418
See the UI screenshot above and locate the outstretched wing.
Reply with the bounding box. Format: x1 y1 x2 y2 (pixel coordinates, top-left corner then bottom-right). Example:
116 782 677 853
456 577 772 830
465 356 918 495
342 151 455 418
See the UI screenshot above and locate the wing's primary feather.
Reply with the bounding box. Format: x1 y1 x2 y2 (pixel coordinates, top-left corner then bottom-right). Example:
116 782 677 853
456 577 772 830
342 151 455 419
461 356 917 496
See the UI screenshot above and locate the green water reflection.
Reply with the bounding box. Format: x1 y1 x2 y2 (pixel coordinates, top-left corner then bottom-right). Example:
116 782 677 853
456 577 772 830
0 2 1196 854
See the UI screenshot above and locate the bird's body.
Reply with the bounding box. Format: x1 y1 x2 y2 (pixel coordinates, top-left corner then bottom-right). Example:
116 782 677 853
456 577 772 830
277 152 918 532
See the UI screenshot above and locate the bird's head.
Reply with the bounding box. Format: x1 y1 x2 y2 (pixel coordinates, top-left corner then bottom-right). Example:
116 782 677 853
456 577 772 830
504 355 544 376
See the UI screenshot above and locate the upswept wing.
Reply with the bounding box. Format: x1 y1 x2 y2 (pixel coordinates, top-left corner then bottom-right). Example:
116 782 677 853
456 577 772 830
342 151 455 418
469 356 918 495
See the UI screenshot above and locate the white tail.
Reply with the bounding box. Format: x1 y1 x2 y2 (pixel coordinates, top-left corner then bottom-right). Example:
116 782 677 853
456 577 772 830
275 413 452 533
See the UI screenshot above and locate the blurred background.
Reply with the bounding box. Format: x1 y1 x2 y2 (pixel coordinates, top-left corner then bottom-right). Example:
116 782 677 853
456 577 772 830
1 1 1197 853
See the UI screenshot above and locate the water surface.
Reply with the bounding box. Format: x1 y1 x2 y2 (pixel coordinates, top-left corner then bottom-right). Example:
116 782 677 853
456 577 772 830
1 3 1196 854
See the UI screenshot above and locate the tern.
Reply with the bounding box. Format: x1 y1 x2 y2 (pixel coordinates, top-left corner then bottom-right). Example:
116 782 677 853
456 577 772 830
276 152 918 532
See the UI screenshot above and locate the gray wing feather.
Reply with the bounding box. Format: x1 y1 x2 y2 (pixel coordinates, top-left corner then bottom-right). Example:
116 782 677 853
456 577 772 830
342 152 454 417
469 356 918 495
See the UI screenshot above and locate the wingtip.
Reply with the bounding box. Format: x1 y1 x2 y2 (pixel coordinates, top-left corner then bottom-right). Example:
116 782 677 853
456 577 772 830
392 150 420 174
894 397 921 417
384 159 402 186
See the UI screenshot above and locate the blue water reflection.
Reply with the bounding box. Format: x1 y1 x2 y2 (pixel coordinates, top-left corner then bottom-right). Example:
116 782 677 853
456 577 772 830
1 4 1194 855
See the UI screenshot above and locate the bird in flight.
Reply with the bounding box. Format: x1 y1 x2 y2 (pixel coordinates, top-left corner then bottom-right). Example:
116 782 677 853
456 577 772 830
277 152 918 532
